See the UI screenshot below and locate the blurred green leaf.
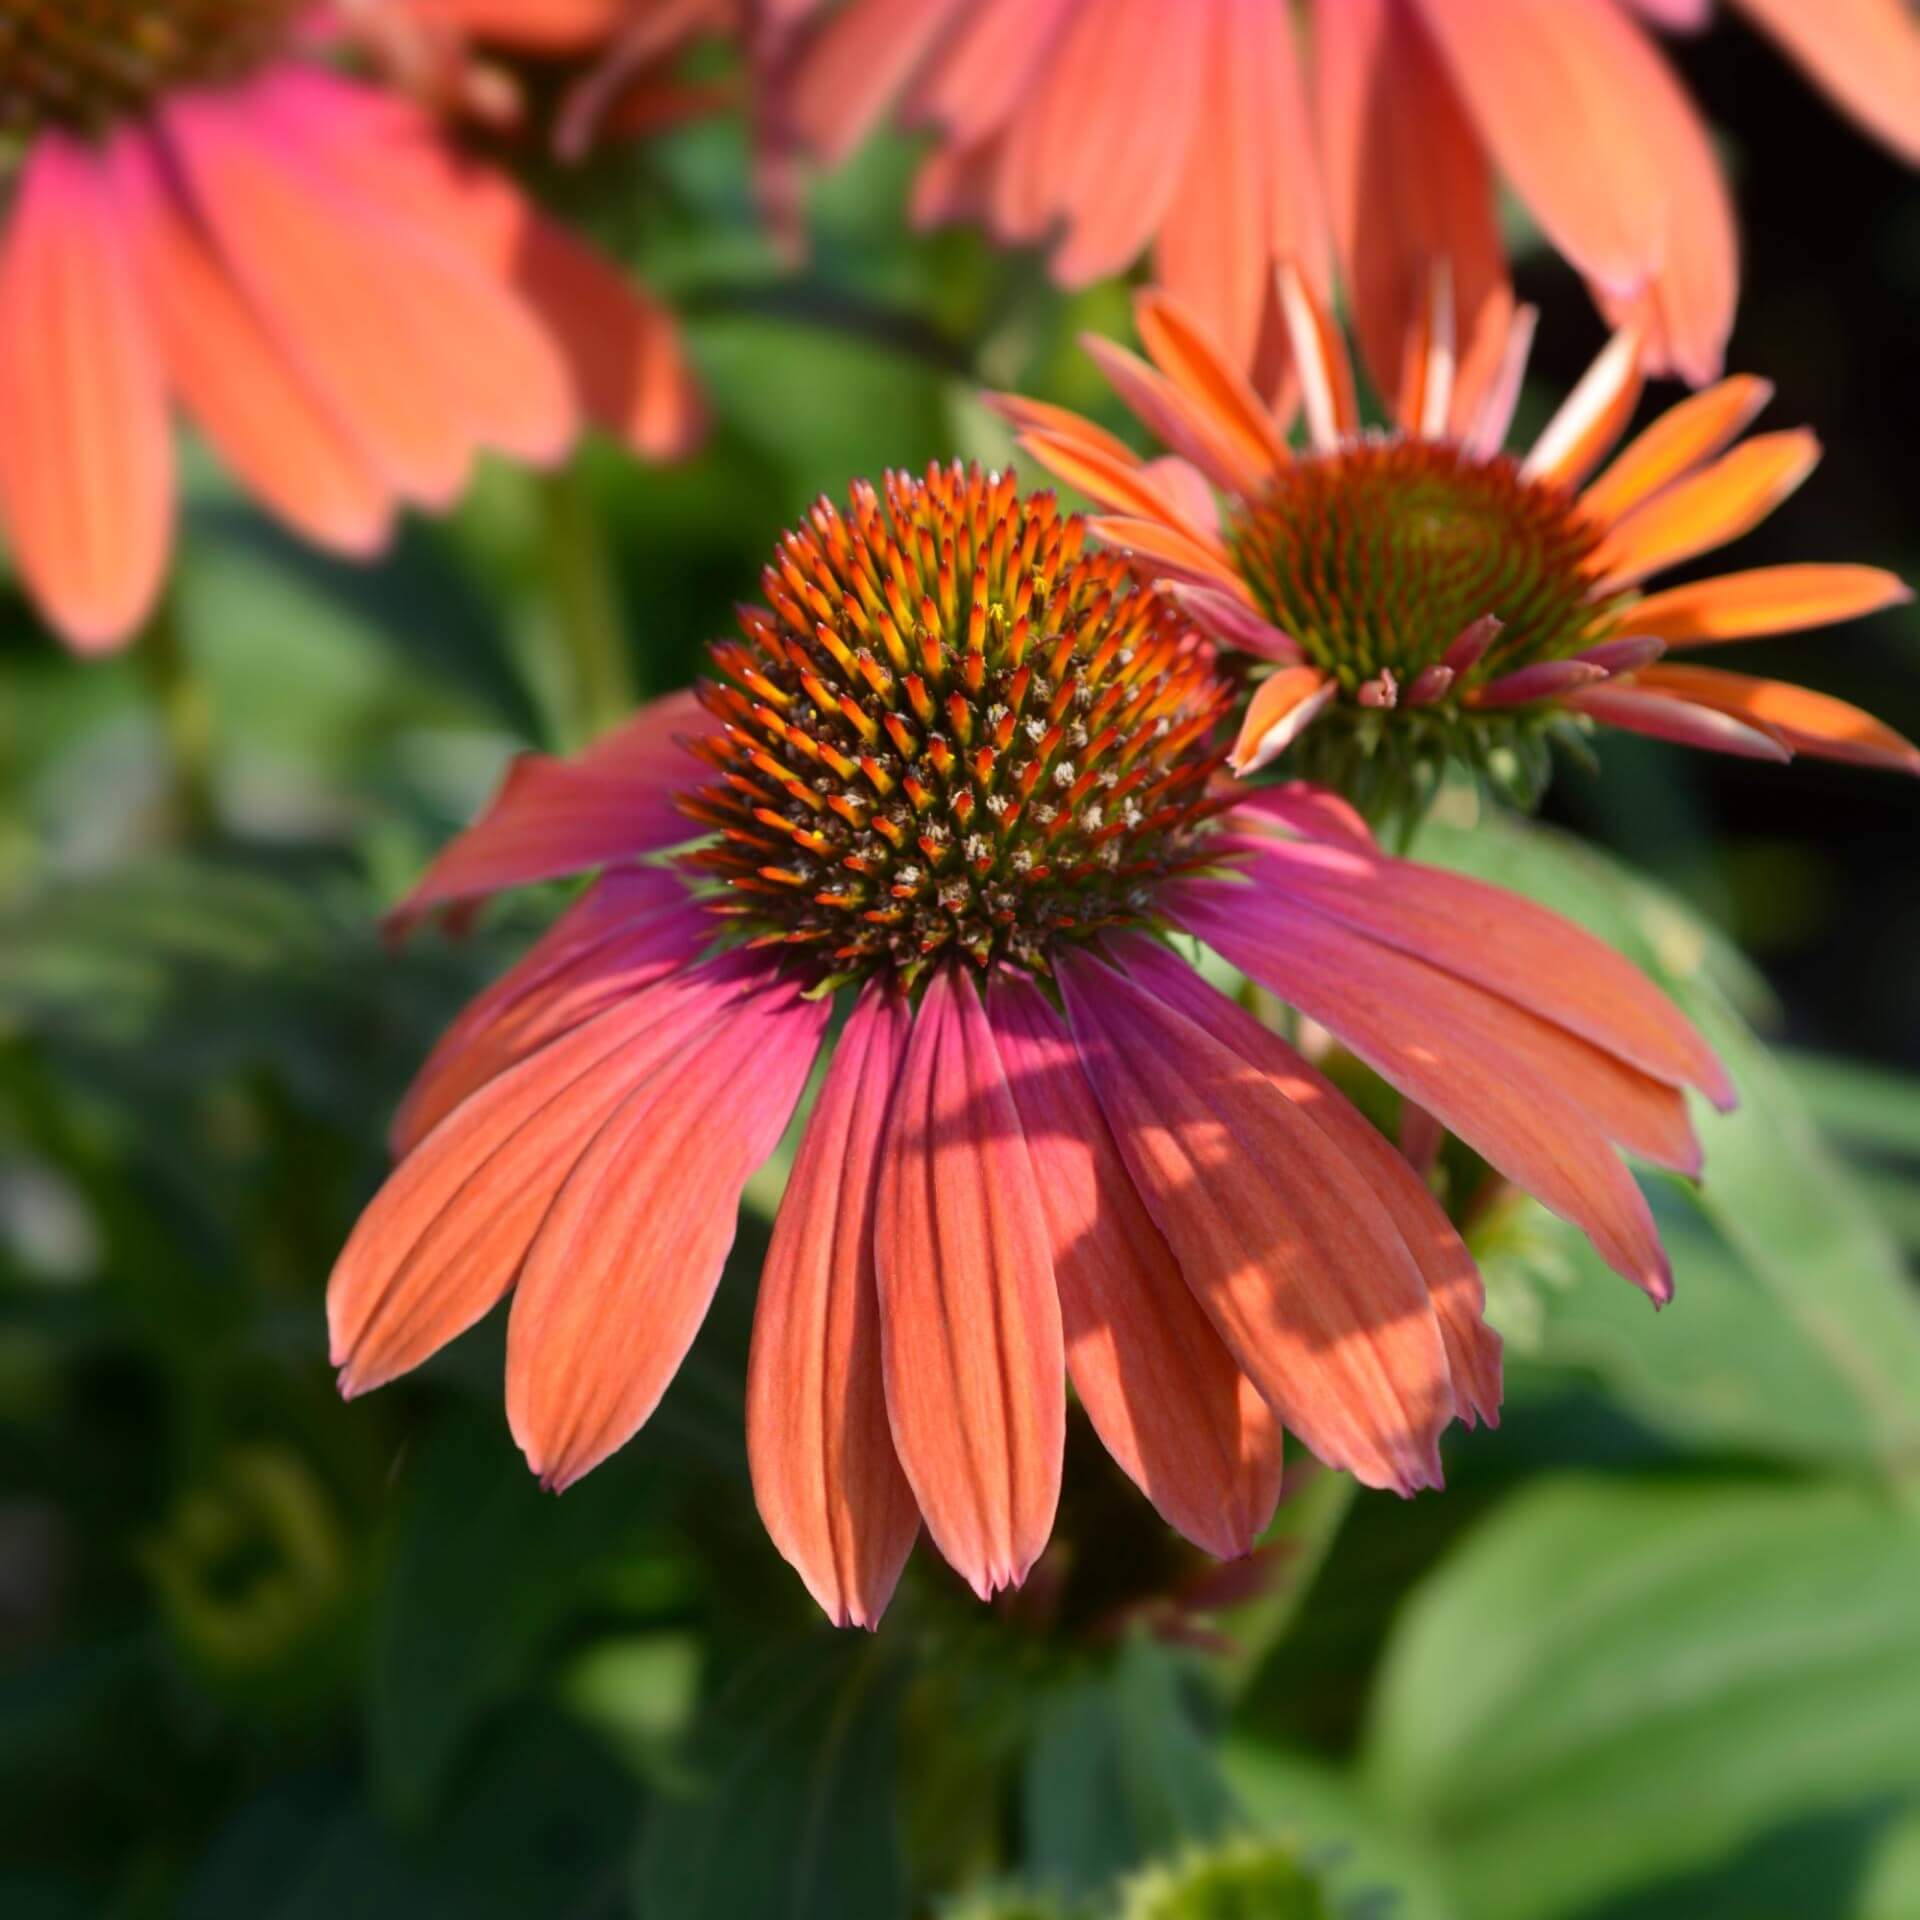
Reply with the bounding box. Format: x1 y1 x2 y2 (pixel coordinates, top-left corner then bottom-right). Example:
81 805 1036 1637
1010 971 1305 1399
182 1711 635 1920
1415 809 1920 1478
635 1631 908 1920
1785 1052 1920 1163
368 1406 668 1821
1363 1475 1920 1918
1024 1639 1234 1899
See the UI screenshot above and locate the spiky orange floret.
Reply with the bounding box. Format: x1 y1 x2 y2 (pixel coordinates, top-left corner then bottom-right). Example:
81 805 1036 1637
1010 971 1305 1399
0 0 298 135
1233 440 1623 692
682 462 1234 985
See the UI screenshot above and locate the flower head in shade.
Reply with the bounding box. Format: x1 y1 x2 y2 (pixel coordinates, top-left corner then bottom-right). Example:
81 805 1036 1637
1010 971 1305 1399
0 0 704 653
330 464 1732 1625
785 0 1920 398
1000 273 1917 826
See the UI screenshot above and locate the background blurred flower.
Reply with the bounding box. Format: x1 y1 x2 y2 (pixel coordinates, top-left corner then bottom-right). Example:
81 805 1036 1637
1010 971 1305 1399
1003 272 1917 825
0 0 704 653
328 466 1731 1625
784 0 1920 402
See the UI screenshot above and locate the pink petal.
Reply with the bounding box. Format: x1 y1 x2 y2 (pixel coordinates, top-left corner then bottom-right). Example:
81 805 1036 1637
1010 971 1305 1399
987 972 1284 1556
0 134 172 651
1170 877 1675 1298
390 869 707 1156
1465 659 1608 708
1118 938 1500 1428
1732 0 1920 165
749 983 921 1627
506 972 829 1489
1222 780 1378 850
874 969 1064 1598
1057 949 1455 1493
1568 681 1797 760
386 688 709 935
1081 334 1265 499
1162 581 1302 663
330 953 763 1397
789 0 974 165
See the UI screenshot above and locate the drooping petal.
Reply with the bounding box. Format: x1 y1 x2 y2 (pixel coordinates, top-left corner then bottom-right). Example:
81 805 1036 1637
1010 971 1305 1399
789 0 973 165
1627 565 1913 647
1117 939 1500 1427
1315 0 1510 434
874 969 1064 1598
1580 375 1774 527
1568 681 1798 760
106 128 390 559
329 954 762 1397
385 688 708 934
1156 0 1331 371
160 85 472 506
1169 877 1674 1298
1629 665 1920 774
1057 948 1454 1493
390 869 708 1155
748 982 922 1628
987 973 1284 1556
1731 0 1920 165
1242 835 1733 1103
899 0 1076 148
0 134 172 651
1589 430 1822 587
1230 667 1338 774
1162 581 1302 662
506 972 829 1489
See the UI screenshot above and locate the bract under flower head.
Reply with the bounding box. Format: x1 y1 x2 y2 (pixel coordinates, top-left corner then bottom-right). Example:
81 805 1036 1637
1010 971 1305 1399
682 462 1233 986
0 0 299 136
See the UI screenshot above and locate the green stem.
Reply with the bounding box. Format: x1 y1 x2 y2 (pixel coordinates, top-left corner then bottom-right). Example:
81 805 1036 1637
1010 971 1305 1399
143 591 216 839
539 466 635 747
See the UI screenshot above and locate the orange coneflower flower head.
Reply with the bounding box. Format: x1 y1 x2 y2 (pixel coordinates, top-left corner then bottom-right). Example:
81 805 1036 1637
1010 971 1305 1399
1001 269 1917 826
331 463 1734 1625
0 0 703 653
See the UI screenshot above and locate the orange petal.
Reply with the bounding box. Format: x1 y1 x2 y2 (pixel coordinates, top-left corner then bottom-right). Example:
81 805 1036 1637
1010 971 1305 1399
1058 948 1454 1494
980 390 1141 469
1590 430 1822 587
789 0 972 165
1632 664 1920 774
988 973 1284 1557
1581 375 1774 526
1246 836 1733 1105
1315 0 1511 436
1731 0 1920 165
0 135 172 651
748 982 921 1627
1122 939 1501 1429
506 973 828 1489
330 956 760 1398
385 688 709 935
1017 429 1231 558
1230 666 1337 775
390 870 706 1156
1627 564 1913 647
1522 325 1644 488
1085 515 1252 596
1134 288 1293 480
1275 259 1360 449
107 128 390 560
1081 334 1266 499
1155 0 1331 371
874 969 1064 1599
900 0 1076 149
1171 876 1674 1299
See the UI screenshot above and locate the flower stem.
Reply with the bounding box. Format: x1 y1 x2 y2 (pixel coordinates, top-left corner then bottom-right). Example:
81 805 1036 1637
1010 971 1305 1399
143 591 217 839
539 465 635 748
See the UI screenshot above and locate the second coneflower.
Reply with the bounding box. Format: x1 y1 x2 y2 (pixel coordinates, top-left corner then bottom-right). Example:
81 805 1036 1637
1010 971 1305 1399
0 0 704 652
999 270 1917 824
330 464 1729 1625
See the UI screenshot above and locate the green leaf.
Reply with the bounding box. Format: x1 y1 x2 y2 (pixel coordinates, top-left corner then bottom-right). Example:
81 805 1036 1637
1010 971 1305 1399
1024 1639 1234 1898
635 1631 908 1920
1414 808 1920 1478
367 1405 668 1819
1363 1475 1920 1919
1785 1053 1920 1163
